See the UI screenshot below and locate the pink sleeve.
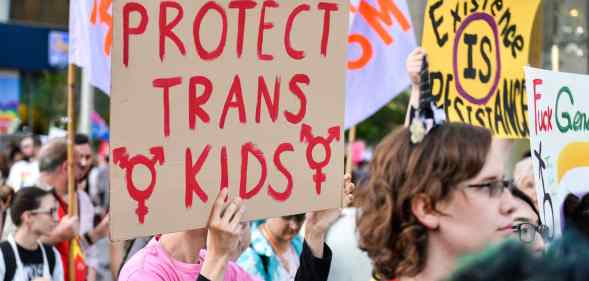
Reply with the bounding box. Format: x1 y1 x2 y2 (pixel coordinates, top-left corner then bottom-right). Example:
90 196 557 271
227 262 263 281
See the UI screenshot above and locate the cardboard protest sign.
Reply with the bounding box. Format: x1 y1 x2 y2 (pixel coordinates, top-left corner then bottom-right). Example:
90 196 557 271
525 67 589 239
422 0 540 138
110 0 347 241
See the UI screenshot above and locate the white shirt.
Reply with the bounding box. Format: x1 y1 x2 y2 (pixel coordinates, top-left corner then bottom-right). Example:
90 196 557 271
326 208 373 281
7 161 39 191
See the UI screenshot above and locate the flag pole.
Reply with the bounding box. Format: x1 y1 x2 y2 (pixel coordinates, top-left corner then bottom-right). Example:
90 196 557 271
67 63 78 281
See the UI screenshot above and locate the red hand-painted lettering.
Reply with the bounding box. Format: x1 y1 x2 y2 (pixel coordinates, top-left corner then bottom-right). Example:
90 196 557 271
123 2 148 67
268 143 294 201
285 4 310 60
240 142 267 199
153 77 182 138
533 79 543 134
229 0 257 58
317 2 338 57
284 74 309 124
159 1 187 61
219 75 247 129
257 0 279 60
185 145 212 206
193 1 228 60
256 76 281 123
189 76 212 132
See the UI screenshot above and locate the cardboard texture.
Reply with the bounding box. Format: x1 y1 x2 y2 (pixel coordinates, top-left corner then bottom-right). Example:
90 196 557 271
422 0 541 138
110 0 347 241
525 67 589 239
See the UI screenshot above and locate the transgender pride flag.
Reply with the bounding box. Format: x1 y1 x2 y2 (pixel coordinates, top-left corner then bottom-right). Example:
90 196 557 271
91 111 109 140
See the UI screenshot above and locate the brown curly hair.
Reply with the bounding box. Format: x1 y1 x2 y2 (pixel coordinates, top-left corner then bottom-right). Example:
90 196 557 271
356 123 492 280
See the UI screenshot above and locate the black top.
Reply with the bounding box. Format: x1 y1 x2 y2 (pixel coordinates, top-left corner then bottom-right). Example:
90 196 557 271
15 244 45 281
196 241 333 281
294 241 332 281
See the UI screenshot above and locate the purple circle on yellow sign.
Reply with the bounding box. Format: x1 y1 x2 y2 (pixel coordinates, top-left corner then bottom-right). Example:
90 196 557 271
453 12 502 105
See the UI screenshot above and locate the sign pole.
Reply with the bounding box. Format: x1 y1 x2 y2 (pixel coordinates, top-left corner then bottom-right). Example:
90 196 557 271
67 63 78 281
345 126 356 175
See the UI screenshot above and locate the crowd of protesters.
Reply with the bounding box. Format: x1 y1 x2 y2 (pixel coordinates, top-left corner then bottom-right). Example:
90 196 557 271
0 47 588 281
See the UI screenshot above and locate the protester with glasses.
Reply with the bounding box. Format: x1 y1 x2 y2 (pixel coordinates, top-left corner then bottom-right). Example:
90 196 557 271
509 187 546 253
0 187 63 281
356 47 517 281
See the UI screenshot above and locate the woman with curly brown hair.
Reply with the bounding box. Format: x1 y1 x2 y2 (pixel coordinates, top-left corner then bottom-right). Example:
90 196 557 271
356 48 517 281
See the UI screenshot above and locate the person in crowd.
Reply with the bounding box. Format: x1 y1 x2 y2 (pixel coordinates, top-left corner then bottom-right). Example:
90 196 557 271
74 134 94 194
447 232 589 281
0 187 64 281
509 187 546 253
73 134 108 281
88 147 109 216
7 135 42 191
36 138 109 281
324 173 372 281
355 47 517 281
325 210 372 281
0 152 10 185
0 184 15 238
117 189 258 281
238 175 356 280
513 157 537 208
237 214 305 280
8 142 24 165
119 176 354 281
563 192 589 239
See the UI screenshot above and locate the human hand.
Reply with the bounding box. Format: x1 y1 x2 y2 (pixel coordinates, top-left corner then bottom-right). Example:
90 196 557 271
229 222 251 261
206 189 245 259
303 174 355 258
201 189 245 281
406 47 426 87
94 214 110 240
54 215 79 241
343 173 355 207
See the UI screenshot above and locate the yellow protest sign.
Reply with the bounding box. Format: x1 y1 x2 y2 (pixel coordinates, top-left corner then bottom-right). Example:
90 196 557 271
422 0 541 138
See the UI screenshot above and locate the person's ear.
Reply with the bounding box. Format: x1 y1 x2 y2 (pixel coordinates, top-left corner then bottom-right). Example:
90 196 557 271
21 211 33 226
411 194 440 230
60 161 69 175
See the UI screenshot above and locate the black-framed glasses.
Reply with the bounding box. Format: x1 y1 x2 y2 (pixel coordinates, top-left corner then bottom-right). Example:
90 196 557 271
512 222 549 244
30 207 58 219
467 179 512 197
